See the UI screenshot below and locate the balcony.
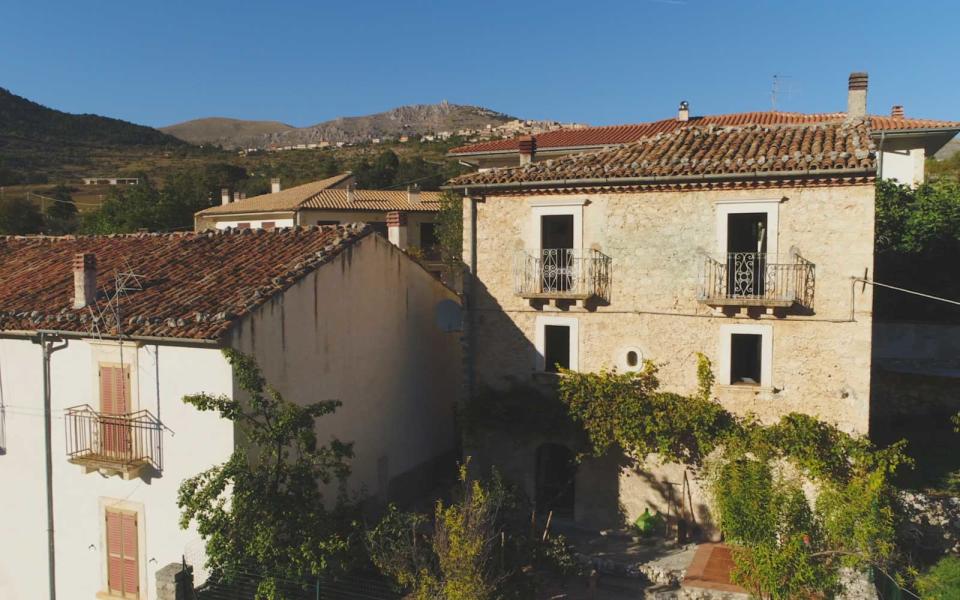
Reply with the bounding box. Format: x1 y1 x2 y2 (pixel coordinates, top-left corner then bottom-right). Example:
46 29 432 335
514 248 612 306
65 405 163 478
698 252 815 312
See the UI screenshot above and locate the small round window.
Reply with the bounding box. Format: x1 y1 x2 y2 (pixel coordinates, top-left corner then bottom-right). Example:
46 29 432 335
617 346 644 372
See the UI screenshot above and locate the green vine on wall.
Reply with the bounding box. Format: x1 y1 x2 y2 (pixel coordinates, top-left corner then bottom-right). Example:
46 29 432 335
555 361 912 599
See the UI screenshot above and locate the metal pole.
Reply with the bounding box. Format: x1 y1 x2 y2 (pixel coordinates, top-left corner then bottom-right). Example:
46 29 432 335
33 332 68 600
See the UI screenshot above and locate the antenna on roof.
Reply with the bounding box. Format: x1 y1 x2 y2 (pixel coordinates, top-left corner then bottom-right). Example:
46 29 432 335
771 74 793 112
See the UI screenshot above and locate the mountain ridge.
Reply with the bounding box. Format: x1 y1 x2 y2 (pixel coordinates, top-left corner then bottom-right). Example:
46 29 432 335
162 102 517 149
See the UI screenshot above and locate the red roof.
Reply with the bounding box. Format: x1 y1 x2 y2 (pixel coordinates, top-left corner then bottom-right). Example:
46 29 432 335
449 112 960 155
0 225 371 341
450 122 875 189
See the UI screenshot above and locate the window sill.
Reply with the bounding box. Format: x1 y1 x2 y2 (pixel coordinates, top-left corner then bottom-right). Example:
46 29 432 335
97 590 134 600
717 384 775 394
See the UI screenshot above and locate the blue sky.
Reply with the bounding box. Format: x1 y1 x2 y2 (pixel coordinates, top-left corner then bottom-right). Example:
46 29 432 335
2 1 958 128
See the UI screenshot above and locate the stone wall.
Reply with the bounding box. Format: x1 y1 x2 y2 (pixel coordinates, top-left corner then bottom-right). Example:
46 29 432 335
464 183 876 527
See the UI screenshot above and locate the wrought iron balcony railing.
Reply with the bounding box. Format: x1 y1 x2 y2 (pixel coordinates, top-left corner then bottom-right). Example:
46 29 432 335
514 248 612 302
698 252 815 309
65 405 163 476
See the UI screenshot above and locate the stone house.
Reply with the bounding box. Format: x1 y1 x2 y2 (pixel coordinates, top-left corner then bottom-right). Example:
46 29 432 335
0 225 461 600
194 172 444 262
448 72 959 189
449 114 884 530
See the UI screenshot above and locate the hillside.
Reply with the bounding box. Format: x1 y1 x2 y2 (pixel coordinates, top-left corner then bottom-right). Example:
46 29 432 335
160 117 294 147
934 137 960 160
0 87 187 184
163 102 516 149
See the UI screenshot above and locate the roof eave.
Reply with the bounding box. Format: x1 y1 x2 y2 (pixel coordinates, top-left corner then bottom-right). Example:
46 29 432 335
444 167 878 193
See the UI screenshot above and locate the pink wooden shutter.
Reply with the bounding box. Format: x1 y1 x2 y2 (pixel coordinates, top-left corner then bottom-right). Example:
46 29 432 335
100 365 117 414
106 511 124 594
100 365 130 415
121 512 139 597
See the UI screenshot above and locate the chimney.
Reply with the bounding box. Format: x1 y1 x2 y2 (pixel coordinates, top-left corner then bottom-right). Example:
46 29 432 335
72 253 96 309
847 72 868 119
677 100 690 122
407 184 420 206
891 105 904 118
271 178 281 193
237 191 245 201
221 188 232 205
387 211 408 249
518 135 536 165
346 182 356 203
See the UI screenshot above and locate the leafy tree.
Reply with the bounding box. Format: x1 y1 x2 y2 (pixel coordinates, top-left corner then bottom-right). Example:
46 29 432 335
435 190 464 278
43 185 78 234
0 195 43 234
178 350 356 599
916 556 960 599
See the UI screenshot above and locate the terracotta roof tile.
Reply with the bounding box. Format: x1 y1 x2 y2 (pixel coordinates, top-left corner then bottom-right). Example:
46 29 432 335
197 172 355 215
449 122 875 189
0 225 371 341
449 112 960 155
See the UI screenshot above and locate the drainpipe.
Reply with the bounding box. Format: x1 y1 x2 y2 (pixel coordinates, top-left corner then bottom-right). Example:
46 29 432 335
32 332 69 600
464 193 480 398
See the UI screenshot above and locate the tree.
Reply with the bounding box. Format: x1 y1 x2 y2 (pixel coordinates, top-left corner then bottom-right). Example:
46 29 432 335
0 195 43 234
43 185 78 234
178 350 356 599
435 190 464 275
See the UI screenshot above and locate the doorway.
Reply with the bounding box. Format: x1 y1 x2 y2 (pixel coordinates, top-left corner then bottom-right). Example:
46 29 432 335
726 213 767 296
540 215 574 292
535 443 576 518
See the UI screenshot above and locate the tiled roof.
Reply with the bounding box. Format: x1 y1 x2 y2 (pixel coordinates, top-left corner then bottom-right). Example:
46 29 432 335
449 122 875 189
299 189 441 212
449 112 960 155
0 225 371 341
197 172 354 215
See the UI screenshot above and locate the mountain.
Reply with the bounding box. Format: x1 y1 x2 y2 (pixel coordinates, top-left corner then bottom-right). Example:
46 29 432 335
160 117 294 147
0 87 183 147
0 87 186 184
162 102 516 149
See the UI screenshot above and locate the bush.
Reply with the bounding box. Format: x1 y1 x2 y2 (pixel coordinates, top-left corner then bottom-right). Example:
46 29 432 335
916 556 960 599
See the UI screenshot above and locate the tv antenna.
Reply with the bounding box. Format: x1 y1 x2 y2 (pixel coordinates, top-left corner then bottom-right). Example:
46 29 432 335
771 74 792 112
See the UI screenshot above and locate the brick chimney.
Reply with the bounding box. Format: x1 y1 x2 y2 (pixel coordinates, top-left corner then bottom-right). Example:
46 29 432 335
677 100 690 122
518 135 536 165
891 105 904 118
407 184 420 206
847 72 868 120
73 253 96 309
221 188 232 205
387 211 408 249
271 178 281 193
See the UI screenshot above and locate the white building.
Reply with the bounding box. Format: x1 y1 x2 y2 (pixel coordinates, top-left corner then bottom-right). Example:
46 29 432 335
0 225 462 600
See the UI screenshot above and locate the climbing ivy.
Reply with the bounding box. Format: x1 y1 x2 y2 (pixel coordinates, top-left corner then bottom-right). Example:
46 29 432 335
554 360 911 599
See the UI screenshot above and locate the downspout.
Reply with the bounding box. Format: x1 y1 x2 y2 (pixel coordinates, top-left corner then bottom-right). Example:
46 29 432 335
463 192 479 400
32 332 69 600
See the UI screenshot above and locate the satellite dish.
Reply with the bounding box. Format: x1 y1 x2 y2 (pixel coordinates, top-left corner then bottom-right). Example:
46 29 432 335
434 300 463 333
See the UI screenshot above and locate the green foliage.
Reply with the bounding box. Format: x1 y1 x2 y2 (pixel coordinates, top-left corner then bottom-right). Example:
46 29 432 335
695 352 715 402
43 185 79 234
435 190 463 271
460 383 582 442
0 195 43 234
555 362 909 599
556 365 736 465
916 556 960 599
178 350 356 600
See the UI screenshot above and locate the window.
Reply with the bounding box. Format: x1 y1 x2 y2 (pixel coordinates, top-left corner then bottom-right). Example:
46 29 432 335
730 334 762 385
719 324 773 387
99 364 132 458
105 508 139 598
544 326 570 372
370 222 388 237
626 350 639 367
535 316 579 372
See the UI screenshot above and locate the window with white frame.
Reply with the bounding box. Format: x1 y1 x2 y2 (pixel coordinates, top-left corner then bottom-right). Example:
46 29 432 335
719 324 772 387
535 316 579 372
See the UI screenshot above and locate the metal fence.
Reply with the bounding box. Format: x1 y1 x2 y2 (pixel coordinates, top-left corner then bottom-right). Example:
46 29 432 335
698 252 815 308
514 248 612 301
64 404 163 471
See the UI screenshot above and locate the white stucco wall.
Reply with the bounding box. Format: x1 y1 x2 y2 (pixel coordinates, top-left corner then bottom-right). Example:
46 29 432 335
225 234 462 503
213 216 296 230
880 148 925 187
0 338 234 600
